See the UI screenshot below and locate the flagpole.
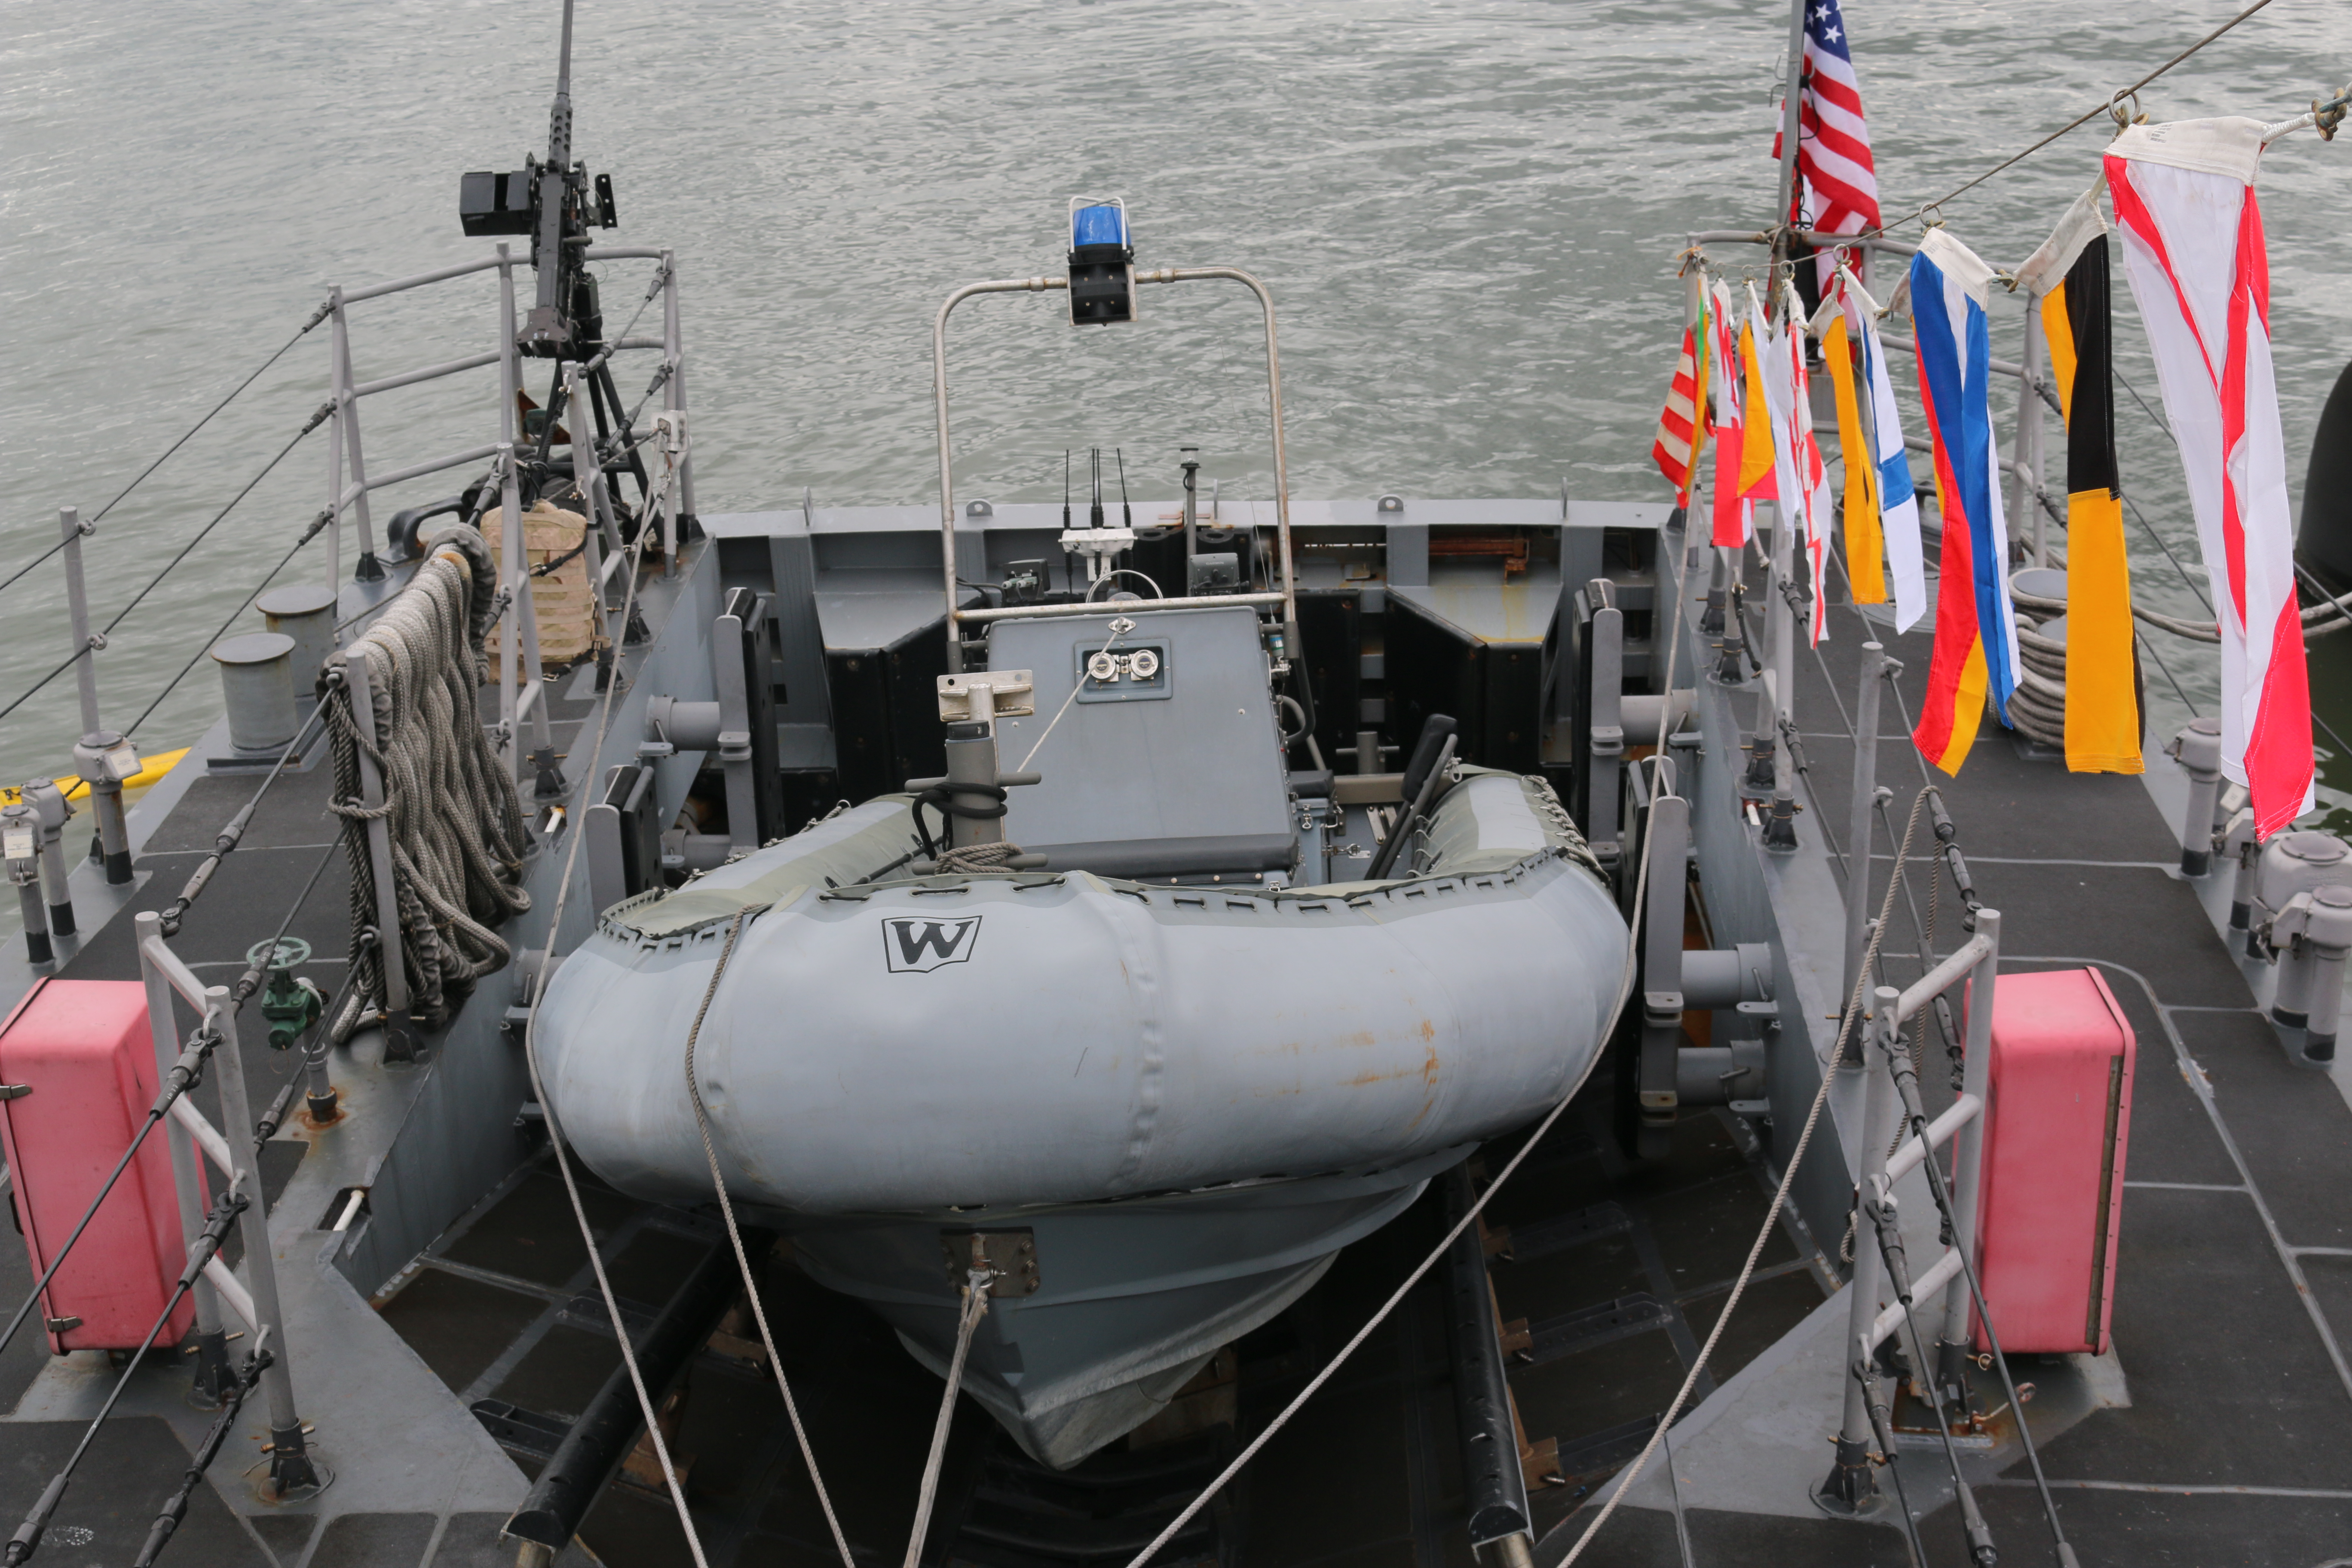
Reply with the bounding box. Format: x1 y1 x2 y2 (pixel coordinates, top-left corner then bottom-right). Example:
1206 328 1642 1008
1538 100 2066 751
1774 0 1809 281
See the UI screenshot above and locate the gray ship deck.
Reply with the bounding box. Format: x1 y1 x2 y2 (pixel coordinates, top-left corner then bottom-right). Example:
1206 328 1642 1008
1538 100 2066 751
1 517 2348 1568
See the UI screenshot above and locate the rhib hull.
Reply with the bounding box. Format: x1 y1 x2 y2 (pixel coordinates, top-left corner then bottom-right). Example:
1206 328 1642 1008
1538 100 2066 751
536 778 1626 1464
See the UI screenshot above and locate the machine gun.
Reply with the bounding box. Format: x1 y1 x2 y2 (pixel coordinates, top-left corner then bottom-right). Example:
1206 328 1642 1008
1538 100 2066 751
457 0 656 528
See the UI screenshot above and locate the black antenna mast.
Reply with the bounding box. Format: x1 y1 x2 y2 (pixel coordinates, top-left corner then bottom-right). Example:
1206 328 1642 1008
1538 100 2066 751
1089 448 1106 529
1116 448 1133 528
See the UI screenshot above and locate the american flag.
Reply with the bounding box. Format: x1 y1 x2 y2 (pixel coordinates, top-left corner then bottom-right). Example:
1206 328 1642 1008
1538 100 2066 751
1650 326 1704 502
1775 0 1882 237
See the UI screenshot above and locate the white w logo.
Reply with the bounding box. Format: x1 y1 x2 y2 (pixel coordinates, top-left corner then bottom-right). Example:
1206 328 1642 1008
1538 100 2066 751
882 916 983 974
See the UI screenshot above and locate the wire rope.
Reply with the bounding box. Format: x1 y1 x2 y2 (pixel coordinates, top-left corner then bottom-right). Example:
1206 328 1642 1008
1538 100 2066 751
89 315 325 528
0 644 96 729
1121 511 1700 1568
1 1191 247 1565
1556 784 1939 1565
519 432 715 1566
104 417 324 639
679 911 858 1567
0 534 77 600
1862 0 2283 238
122 510 334 739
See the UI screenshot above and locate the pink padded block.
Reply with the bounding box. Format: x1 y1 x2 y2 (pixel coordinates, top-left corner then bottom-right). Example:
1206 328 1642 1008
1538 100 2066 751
0 979 201 1354
1968 967 2135 1355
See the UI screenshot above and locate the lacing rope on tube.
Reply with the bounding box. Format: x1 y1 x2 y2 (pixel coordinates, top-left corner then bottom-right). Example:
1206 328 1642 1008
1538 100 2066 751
933 841 1027 874
680 910 859 1568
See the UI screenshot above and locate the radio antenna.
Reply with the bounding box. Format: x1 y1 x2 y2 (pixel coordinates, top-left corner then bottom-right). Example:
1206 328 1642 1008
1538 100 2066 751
1116 448 1133 528
1063 450 1072 530
1089 448 1106 529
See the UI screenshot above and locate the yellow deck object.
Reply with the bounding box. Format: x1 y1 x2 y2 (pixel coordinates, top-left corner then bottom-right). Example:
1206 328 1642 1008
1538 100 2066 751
0 747 188 806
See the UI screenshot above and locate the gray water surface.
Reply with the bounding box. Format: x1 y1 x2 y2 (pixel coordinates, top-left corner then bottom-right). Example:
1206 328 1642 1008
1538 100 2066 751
3 0 2347 798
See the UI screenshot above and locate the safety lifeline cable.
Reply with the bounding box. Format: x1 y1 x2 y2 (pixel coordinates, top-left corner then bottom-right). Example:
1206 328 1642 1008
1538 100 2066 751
1555 784 1942 1566
515 422 715 1567
1120 493 1704 1568
679 910 860 1568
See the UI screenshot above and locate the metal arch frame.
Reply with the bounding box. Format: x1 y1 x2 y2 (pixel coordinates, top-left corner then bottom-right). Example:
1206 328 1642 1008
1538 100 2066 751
930 266 1298 674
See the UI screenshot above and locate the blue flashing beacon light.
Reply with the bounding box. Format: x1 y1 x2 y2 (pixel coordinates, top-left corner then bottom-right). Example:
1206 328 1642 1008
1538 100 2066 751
1067 196 1136 325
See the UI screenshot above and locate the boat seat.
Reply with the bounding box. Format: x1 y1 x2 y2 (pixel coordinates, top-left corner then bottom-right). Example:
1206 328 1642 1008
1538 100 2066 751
988 606 1295 880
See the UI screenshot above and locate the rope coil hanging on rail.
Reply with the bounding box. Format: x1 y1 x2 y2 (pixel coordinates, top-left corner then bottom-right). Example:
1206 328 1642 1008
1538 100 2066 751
325 527 530 1029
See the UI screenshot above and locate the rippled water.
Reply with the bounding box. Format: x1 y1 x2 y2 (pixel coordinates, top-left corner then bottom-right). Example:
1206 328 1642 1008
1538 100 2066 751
2 0 2347 798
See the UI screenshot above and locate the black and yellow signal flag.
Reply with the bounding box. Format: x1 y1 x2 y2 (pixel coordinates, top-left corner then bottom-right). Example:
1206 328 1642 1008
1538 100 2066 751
2040 235 2143 775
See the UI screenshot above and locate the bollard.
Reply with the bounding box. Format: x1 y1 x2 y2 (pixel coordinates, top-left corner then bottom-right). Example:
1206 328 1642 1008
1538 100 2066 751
210 634 300 753
2168 718 2223 876
21 780 76 940
2249 830 2352 963
1842 645 1886 990
2298 886 2352 1063
2 805 52 965
257 585 339 707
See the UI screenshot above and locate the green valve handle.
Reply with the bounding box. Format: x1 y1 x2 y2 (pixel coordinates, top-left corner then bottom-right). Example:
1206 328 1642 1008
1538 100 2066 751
245 937 324 1051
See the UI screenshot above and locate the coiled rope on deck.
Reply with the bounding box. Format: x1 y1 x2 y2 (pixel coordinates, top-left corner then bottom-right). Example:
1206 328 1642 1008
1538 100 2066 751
325 528 530 1028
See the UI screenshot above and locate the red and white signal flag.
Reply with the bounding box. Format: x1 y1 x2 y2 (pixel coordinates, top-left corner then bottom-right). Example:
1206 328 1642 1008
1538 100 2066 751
2107 118 2313 837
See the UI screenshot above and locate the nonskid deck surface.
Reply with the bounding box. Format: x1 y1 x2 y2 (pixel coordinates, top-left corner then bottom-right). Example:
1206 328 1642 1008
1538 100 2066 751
1565 551 2352 1565
0 660 618 1567
309 1081 1824 1568
3 545 2351 1568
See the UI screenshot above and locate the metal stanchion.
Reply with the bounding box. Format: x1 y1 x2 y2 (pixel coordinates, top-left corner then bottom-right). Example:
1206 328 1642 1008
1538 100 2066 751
135 913 322 1493
1842 643 1887 1006
58 507 138 885
135 913 237 1403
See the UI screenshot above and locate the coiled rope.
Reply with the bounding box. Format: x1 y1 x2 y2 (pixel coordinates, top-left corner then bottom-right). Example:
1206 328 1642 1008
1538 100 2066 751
325 530 530 1029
